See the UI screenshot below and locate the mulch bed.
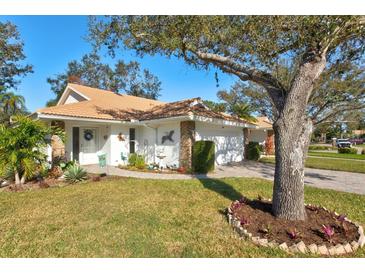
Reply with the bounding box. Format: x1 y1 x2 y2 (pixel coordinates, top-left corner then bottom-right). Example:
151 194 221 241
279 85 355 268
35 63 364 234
1 173 115 192
230 198 359 247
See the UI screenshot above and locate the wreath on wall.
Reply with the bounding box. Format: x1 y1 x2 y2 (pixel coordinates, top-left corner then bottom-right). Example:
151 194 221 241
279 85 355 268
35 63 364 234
84 129 94 141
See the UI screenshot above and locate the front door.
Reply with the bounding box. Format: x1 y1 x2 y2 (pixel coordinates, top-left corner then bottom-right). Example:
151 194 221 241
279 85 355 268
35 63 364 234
80 128 98 164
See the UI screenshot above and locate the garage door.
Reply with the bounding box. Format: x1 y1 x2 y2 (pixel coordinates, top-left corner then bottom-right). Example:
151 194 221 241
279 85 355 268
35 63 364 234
195 123 244 165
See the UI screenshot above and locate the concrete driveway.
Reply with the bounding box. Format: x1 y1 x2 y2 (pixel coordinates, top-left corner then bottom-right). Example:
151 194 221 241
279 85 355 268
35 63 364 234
84 161 365 195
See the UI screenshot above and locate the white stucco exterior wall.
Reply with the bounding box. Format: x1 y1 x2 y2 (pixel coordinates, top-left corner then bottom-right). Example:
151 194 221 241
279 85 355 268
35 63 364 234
195 122 244 165
249 129 268 145
109 124 130 166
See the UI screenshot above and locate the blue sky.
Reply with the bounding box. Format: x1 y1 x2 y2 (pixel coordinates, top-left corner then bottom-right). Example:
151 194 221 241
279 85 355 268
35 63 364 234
1 16 237 112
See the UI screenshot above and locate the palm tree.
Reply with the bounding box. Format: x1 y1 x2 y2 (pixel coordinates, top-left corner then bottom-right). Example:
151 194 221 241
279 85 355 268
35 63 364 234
230 103 257 123
0 116 51 185
0 92 26 124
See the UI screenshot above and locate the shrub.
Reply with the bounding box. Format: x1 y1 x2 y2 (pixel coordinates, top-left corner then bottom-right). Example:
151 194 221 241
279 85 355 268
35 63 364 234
247 142 261 161
192 140 215 173
338 147 357 154
64 164 87 183
128 153 138 166
308 145 335 151
135 155 146 169
362 149 365 155
128 153 145 169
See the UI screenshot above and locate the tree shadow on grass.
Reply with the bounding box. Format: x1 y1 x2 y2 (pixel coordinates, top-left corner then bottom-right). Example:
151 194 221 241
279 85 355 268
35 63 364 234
197 178 242 202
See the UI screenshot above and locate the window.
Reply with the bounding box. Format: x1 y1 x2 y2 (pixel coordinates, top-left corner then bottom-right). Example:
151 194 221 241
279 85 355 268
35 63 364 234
129 128 136 154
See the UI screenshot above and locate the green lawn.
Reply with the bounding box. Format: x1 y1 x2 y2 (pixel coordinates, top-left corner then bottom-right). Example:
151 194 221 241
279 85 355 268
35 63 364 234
0 177 364 257
308 151 365 160
355 144 365 148
260 156 365 173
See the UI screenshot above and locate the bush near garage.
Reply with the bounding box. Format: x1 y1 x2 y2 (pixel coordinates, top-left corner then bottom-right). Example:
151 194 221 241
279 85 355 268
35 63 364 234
192 140 215 173
247 142 261 161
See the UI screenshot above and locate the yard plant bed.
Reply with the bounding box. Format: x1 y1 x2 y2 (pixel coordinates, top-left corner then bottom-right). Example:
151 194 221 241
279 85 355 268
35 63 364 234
228 198 364 255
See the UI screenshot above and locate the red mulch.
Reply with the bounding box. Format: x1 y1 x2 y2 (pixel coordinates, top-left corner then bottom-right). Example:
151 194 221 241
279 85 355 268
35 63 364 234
230 198 359 246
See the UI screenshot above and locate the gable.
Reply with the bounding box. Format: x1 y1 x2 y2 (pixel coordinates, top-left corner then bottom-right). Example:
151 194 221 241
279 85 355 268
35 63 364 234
57 85 90 106
63 90 88 104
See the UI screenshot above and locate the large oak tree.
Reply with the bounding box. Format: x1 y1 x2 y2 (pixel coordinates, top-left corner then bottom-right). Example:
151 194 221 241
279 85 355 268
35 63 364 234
89 16 365 220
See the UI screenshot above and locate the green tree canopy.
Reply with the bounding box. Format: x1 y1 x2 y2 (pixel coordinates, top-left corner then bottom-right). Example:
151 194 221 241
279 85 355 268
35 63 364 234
0 21 33 93
0 92 27 125
46 52 162 106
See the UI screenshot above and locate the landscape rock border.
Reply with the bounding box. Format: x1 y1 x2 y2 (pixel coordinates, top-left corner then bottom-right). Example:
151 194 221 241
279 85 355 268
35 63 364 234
227 198 364 256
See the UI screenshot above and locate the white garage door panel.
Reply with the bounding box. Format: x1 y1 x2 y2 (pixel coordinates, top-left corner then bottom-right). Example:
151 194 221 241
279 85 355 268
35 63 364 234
196 123 244 165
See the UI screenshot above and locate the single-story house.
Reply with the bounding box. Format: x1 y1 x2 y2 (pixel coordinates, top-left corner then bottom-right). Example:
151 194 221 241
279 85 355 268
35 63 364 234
32 83 266 168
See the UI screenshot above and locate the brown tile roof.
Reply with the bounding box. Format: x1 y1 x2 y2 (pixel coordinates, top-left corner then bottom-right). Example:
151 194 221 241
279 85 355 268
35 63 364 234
254 116 273 129
37 84 252 124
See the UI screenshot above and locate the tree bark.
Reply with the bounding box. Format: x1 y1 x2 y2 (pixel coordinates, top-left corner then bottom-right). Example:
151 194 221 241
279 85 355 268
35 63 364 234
271 55 326 220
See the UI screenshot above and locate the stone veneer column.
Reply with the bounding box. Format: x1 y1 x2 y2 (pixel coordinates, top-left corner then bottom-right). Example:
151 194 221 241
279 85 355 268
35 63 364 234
243 128 251 159
50 120 66 161
179 121 196 169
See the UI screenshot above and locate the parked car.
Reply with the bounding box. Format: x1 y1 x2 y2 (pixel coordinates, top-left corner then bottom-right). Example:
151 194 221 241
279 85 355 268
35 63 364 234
336 139 352 148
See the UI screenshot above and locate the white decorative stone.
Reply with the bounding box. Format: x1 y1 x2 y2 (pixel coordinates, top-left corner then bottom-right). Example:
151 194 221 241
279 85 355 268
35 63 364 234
252 236 260 244
343 243 352 253
358 235 365 248
358 225 364 235
351 241 359 251
279 242 288 251
289 245 299 253
258 238 268 247
246 233 252 238
268 241 278 248
318 245 329 255
228 215 232 224
296 241 307 253
328 246 336 256
308 244 318 254
335 244 346 255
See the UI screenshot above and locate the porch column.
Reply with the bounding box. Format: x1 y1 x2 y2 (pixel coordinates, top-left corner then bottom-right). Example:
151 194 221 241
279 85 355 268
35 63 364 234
243 128 251 159
50 121 66 162
179 121 195 169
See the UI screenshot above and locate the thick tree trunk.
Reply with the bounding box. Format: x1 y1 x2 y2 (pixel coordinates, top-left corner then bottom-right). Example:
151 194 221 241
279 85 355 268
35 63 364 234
272 117 312 220
271 55 326 220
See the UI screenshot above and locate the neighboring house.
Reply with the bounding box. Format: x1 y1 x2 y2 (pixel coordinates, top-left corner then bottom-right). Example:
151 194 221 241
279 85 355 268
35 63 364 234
32 84 261 168
249 116 274 154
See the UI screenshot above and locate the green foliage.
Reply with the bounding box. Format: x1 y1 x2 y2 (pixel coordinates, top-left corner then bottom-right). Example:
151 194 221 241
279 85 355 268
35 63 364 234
128 153 138 166
0 116 52 184
338 147 357 154
64 164 88 183
247 142 261 161
128 153 145 169
0 92 27 125
309 145 336 151
0 21 33 93
192 140 215 173
134 155 146 169
46 52 161 106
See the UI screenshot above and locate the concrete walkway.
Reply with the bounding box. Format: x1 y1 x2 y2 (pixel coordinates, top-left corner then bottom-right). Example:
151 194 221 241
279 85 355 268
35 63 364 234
84 161 365 195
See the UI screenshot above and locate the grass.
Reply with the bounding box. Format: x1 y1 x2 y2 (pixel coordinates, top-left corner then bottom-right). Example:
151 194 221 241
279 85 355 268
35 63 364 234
308 151 365 160
355 144 365 148
260 157 365 173
0 177 364 258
